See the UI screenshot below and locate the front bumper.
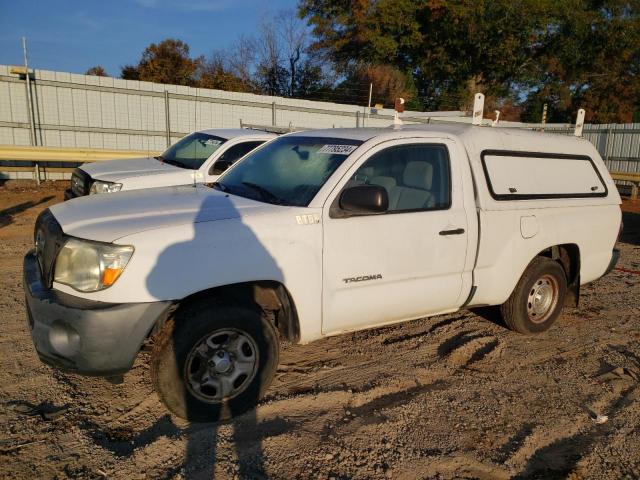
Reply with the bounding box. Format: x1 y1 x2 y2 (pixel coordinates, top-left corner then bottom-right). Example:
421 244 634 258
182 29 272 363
23 250 172 375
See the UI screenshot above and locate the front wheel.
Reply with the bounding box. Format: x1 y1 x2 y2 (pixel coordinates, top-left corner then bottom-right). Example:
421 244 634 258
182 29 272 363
151 300 279 422
500 257 567 334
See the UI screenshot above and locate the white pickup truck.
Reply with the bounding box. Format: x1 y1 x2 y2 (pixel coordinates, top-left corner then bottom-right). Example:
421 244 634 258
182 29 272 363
24 124 621 421
64 128 275 199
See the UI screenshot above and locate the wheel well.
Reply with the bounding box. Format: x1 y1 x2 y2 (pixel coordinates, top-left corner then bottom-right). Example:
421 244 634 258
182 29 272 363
537 244 581 306
169 281 301 342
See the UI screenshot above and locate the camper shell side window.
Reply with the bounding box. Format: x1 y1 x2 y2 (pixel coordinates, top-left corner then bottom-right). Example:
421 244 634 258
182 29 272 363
480 150 608 200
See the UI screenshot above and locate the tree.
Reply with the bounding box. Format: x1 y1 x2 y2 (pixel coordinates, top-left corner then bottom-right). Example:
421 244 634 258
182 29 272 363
247 11 335 99
136 39 202 86
226 35 257 88
277 9 308 97
292 59 335 99
197 52 254 92
301 0 547 111
300 0 640 121
254 22 289 96
86 66 108 77
520 1 640 123
120 64 140 80
337 64 420 108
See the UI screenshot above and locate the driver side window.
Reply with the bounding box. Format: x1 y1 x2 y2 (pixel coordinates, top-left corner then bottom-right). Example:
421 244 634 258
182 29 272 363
350 144 451 212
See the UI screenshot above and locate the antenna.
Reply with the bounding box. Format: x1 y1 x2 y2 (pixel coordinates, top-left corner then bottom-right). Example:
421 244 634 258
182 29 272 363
472 93 484 125
145 96 151 159
574 108 585 137
193 87 198 188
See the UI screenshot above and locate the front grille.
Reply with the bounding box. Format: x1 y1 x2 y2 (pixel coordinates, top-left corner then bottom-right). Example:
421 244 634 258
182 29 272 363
34 209 65 288
70 168 91 197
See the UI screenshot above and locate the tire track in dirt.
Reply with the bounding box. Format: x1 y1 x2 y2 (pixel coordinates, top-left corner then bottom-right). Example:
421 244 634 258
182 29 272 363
504 362 640 478
381 313 473 345
115 318 494 475
436 330 505 368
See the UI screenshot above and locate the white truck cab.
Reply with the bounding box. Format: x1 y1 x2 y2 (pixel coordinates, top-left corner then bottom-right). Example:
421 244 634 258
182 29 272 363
25 124 622 422
64 128 275 199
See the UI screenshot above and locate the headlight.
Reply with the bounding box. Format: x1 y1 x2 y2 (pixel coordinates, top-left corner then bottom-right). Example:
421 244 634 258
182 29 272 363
54 238 134 292
90 180 122 194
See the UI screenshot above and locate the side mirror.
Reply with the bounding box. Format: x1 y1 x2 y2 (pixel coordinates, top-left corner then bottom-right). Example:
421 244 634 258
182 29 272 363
210 160 232 176
340 185 388 215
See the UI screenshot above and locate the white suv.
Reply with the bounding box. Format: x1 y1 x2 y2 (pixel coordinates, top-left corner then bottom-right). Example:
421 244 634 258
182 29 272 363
64 128 275 199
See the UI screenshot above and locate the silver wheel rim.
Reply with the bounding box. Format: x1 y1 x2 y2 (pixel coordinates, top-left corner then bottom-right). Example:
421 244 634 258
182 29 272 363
184 328 259 403
527 274 559 323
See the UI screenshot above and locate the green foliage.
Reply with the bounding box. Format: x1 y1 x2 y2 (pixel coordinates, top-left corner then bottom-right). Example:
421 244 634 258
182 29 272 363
197 54 255 93
300 0 640 121
120 64 140 80
136 39 202 86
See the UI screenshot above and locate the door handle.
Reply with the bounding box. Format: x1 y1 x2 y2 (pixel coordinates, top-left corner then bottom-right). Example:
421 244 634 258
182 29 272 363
439 228 465 236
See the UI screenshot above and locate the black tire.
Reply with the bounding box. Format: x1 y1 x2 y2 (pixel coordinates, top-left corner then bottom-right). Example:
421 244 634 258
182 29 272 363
151 299 279 422
500 256 567 334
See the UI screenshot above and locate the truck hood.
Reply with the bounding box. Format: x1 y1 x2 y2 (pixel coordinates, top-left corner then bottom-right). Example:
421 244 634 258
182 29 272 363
80 157 186 182
50 185 279 243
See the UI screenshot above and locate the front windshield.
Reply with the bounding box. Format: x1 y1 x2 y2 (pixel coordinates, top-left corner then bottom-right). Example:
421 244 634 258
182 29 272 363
213 136 363 206
157 132 226 170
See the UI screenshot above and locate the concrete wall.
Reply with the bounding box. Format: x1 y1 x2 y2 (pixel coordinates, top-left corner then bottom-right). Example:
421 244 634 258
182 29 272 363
1 64 638 181
0 65 438 153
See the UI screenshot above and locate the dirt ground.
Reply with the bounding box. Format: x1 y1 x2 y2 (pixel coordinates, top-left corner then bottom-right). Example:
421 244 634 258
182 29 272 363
1 181 639 480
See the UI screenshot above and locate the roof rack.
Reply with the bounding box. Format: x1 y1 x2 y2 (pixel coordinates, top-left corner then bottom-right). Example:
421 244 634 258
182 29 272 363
239 120 307 135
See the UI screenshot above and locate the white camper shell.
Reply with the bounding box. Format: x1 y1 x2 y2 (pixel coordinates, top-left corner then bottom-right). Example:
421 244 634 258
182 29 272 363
25 123 621 422
64 128 276 199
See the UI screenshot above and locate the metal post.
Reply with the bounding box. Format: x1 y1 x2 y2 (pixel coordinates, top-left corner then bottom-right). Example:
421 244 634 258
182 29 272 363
356 111 360 128
271 102 276 126
164 90 171 147
22 38 37 147
604 128 612 162
367 82 373 124
541 103 547 132
22 37 39 184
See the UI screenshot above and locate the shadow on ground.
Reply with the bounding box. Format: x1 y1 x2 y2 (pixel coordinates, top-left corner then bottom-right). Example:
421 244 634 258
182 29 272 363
0 196 54 228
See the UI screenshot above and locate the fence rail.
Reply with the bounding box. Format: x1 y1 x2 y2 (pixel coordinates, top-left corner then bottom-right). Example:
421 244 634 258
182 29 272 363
0 145 159 182
0 145 159 162
611 172 640 200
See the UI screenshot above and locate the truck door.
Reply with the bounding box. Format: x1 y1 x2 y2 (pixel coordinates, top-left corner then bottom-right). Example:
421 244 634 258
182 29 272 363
321 139 468 335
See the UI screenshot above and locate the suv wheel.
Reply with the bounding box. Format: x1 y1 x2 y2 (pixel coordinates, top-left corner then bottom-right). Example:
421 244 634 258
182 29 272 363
151 300 279 422
500 257 567 334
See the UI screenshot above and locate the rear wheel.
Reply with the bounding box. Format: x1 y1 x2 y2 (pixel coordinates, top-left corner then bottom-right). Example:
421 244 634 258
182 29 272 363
500 257 567 334
151 300 279 422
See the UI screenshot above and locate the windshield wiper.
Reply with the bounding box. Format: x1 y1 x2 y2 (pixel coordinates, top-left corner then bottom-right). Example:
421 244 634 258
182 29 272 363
241 182 289 205
161 158 190 169
211 181 228 192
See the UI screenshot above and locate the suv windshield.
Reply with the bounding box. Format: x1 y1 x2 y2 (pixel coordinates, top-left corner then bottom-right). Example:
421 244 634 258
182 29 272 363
156 132 226 170
213 136 363 206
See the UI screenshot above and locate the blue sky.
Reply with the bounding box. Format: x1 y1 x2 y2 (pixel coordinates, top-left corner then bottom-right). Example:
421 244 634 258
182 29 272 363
0 0 298 76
